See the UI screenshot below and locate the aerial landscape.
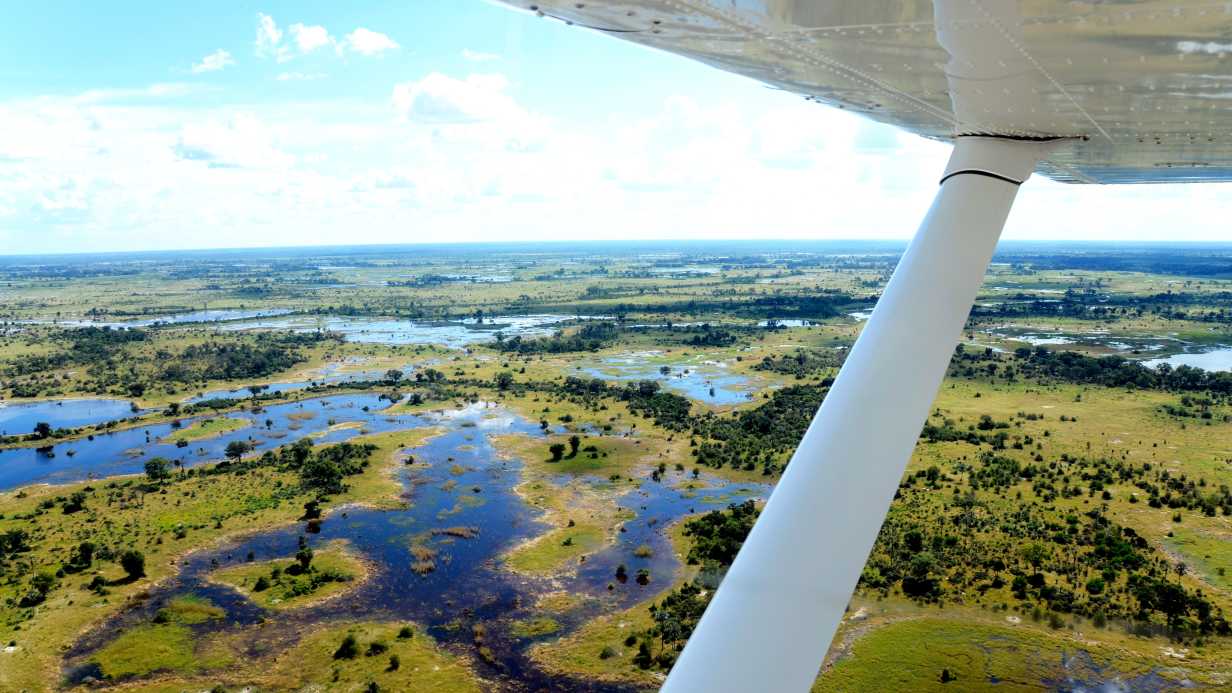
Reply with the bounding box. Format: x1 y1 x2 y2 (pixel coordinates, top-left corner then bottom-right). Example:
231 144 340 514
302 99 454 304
9 0 1232 690
0 240 1229 691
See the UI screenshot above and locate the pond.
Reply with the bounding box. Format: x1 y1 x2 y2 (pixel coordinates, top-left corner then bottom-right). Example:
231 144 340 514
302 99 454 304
45 309 293 328
1144 346 1232 373
580 352 755 405
59 402 768 691
0 393 408 490
0 398 138 437
220 314 597 348
982 326 1183 354
183 360 416 404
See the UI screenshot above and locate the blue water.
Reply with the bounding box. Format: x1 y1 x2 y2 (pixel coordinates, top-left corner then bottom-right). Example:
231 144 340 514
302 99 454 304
0 399 138 437
581 353 754 405
184 381 314 403
45 309 293 328
1145 346 1232 373
220 314 597 348
59 402 768 690
0 393 408 490
183 361 417 404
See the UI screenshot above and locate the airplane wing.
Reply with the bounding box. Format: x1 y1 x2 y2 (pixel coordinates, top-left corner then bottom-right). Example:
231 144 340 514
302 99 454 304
504 0 1232 183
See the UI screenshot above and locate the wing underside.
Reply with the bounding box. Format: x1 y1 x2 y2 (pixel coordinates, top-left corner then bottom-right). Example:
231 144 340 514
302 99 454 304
508 0 1232 184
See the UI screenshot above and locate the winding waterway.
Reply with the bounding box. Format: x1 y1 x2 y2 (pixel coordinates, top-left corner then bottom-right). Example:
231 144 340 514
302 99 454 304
35 399 766 690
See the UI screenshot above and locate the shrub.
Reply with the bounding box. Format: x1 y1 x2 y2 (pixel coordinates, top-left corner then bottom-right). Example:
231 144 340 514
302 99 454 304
120 549 145 579
334 634 359 659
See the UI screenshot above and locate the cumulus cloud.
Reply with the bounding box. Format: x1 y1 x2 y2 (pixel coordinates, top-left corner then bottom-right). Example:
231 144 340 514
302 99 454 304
289 23 333 54
462 49 499 62
254 14 395 63
254 13 286 60
173 114 293 169
7 69 1232 254
341 28 399 56
191 49 235 74
392 73 521 124
276 72 326 82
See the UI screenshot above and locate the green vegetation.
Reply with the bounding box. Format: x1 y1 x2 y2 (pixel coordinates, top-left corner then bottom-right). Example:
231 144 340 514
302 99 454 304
3 243 1232 691
91 596 229 679
818 618 1188 692
510 616 562 638
209 541 367 610
162 415 249 443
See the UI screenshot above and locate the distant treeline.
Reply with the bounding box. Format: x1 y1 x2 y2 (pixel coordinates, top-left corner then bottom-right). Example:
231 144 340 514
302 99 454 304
496 322 617 354
971 292 1232 323
994 249 1232 278
952 345 1232 395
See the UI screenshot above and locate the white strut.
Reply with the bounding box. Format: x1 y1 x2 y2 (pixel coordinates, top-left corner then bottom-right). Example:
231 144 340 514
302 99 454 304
661 136 1053 693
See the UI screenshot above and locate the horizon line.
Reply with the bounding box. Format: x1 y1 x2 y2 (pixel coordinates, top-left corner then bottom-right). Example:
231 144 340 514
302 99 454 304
5 237 1232 260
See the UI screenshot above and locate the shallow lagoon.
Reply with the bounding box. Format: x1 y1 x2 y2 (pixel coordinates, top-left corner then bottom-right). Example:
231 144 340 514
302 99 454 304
183 360 416 404
221 314 594 348
1144 346 1232 373
60 402 767 691
47 309 293 328
580 352 755 405
0 393 403 490
0 398 138 437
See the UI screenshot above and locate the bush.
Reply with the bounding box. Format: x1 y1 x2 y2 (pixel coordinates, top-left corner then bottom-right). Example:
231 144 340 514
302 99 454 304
334 634 359 659
119 549 145 579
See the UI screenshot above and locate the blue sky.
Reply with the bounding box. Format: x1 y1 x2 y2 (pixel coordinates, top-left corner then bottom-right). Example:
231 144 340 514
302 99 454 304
1 1 1228 254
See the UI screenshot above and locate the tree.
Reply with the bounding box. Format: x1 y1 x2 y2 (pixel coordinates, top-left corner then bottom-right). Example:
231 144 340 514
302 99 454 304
385 369 404 383
31 571 56 596
144 457 170 482
62 491 87 513
549 443 566 462
296 547 314 571
495 371 514 391
568 435 581 457
334 633 359 660
33 421 52 439
225 440 252 463
73 541 95 568
120 549 145 579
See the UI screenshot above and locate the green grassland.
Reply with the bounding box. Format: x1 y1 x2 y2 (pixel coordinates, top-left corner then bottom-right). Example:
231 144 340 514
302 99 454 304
2 245 1231 691
0 426 442 691
208 539 369 610
82 620 483 693
161 416 248 443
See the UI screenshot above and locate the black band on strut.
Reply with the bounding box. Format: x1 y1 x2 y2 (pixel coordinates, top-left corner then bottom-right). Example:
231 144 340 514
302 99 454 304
938 169 1024 186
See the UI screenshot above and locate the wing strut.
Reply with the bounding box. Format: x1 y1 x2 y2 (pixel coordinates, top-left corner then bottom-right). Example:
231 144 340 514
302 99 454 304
662 135 1054 692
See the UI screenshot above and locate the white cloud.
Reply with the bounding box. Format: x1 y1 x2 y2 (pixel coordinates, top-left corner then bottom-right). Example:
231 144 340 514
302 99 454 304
289 23 333 54
255 15 395 63
74 82 198 104
276 72 327 82
191 49 235 74
462 49 499 62
254 13 285 60
342 28 399 56
173 114 293 169
6 74 1232 254
392 73 521 124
